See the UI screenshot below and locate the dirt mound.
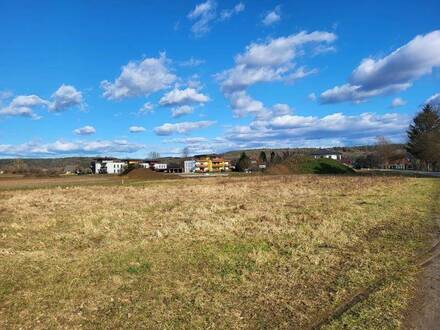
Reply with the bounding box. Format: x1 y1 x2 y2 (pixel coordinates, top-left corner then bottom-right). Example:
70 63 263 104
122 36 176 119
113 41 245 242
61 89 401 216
124 168 178 180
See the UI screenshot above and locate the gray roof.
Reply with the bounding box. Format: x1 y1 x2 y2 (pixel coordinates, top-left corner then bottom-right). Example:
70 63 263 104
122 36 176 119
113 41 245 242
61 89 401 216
311 149 342 156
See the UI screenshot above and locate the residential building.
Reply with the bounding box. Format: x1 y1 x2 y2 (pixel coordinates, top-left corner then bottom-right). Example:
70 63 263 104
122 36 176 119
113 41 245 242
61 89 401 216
92 158 126 174
105 161 126 174
194 155 229 173
311 149 342 161
184 160 196 173
153 163 167 172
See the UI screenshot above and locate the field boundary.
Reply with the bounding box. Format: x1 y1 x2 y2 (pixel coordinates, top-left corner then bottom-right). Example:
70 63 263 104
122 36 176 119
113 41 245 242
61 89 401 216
310 237 440 329
309 194 440 330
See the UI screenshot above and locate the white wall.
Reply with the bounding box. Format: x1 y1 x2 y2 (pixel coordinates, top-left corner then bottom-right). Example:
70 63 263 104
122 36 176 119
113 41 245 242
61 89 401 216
184 160 196 173
154 163 167 171
106 161 126 174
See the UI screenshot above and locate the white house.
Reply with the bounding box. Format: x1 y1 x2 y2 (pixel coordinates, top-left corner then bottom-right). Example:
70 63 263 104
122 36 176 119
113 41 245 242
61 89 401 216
311 149 342 161
184 160 196 173
153 163 167 171
105 161 127 174
139 162 150 169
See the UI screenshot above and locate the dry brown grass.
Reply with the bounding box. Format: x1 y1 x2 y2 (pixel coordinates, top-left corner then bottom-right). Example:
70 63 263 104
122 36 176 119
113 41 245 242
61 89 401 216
0 175 438 329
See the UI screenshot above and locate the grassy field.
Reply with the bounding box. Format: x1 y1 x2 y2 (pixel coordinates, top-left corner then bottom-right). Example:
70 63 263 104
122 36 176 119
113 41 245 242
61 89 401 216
0 175 439 329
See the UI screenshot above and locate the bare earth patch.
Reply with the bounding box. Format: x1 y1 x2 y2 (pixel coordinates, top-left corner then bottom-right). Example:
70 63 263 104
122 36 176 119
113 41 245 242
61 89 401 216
0 175 438 329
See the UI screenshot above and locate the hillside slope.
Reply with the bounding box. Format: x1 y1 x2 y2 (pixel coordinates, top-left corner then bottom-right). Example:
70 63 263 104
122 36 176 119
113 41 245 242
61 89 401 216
267 156 355 175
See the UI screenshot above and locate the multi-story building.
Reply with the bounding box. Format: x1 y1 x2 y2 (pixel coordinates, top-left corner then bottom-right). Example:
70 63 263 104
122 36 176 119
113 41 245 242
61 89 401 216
194 155 229 173
184 160 196 173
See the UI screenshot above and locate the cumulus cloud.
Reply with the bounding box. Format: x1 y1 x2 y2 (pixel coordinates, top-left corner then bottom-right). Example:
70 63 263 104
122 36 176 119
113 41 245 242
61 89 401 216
159 87 209 106
49 84 84 112
216 30 336 117
262 6 281 26
73 125 96 135
172 105 194 117
390 97 407 108
163 136 235 156
227 91 267 118
0 139 144 157
0 84 84 119
320 30 440 104
138 102 154 114
271 103 293 116
129 126 146 133
0 95 49 119
426 92 440 105
187 1 245 37
101 53 176 100
226 111 409 148
154 120 215 135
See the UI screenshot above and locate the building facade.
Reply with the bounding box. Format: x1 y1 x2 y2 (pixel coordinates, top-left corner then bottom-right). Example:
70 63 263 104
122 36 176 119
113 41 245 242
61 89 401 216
184 160 196 173
194 155 229 173
311 149 342 161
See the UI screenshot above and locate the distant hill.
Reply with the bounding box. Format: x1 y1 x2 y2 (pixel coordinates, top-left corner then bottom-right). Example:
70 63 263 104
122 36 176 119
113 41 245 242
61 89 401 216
0 157 94 172
223 144 405 160
0 144 405 173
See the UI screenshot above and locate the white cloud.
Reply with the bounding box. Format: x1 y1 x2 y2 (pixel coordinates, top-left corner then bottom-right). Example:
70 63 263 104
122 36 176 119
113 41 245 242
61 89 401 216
154 120 215 135
139 102 154 114
262 6 281 26
426 92 440 105
228 91 267 118
270 114 316 128
390 97 407 108
187 0 217 37
73 125 96 135
320 30 440 103
180 57 205 67
0 91 13 100
271 103 293 116
312 45 337 56
172 105 194 117
0 95 48 119
308 92 317 102
0 139 144 157
226 111 409 148
159 87 210 106
49 84 84 112
187 1 244 37
101 53 176 100
220 2 245 20
217 30 336 117
129 126 146 133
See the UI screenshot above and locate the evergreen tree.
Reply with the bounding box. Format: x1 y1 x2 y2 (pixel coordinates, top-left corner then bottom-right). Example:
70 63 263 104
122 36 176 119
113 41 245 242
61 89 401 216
259 151 267 164
236 152 251 172
407 104 440 170
270 151 276 164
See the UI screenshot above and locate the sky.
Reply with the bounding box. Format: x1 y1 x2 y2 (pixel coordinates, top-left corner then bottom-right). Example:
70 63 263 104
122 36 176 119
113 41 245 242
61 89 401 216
0 0 439 158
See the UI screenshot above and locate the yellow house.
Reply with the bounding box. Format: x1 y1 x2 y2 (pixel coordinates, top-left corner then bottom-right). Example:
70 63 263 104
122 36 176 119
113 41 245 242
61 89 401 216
195 155 229 172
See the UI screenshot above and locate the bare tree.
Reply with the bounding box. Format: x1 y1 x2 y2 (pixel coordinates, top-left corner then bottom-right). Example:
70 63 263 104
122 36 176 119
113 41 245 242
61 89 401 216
182 147 190 158
375 136 395 168
148 151 160 160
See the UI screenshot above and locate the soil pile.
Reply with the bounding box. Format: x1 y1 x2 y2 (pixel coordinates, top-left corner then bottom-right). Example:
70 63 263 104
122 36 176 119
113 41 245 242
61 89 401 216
124 168 178 180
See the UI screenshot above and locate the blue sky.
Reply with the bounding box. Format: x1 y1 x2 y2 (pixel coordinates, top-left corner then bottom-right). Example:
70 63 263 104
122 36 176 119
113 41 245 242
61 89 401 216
0 0 439 158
